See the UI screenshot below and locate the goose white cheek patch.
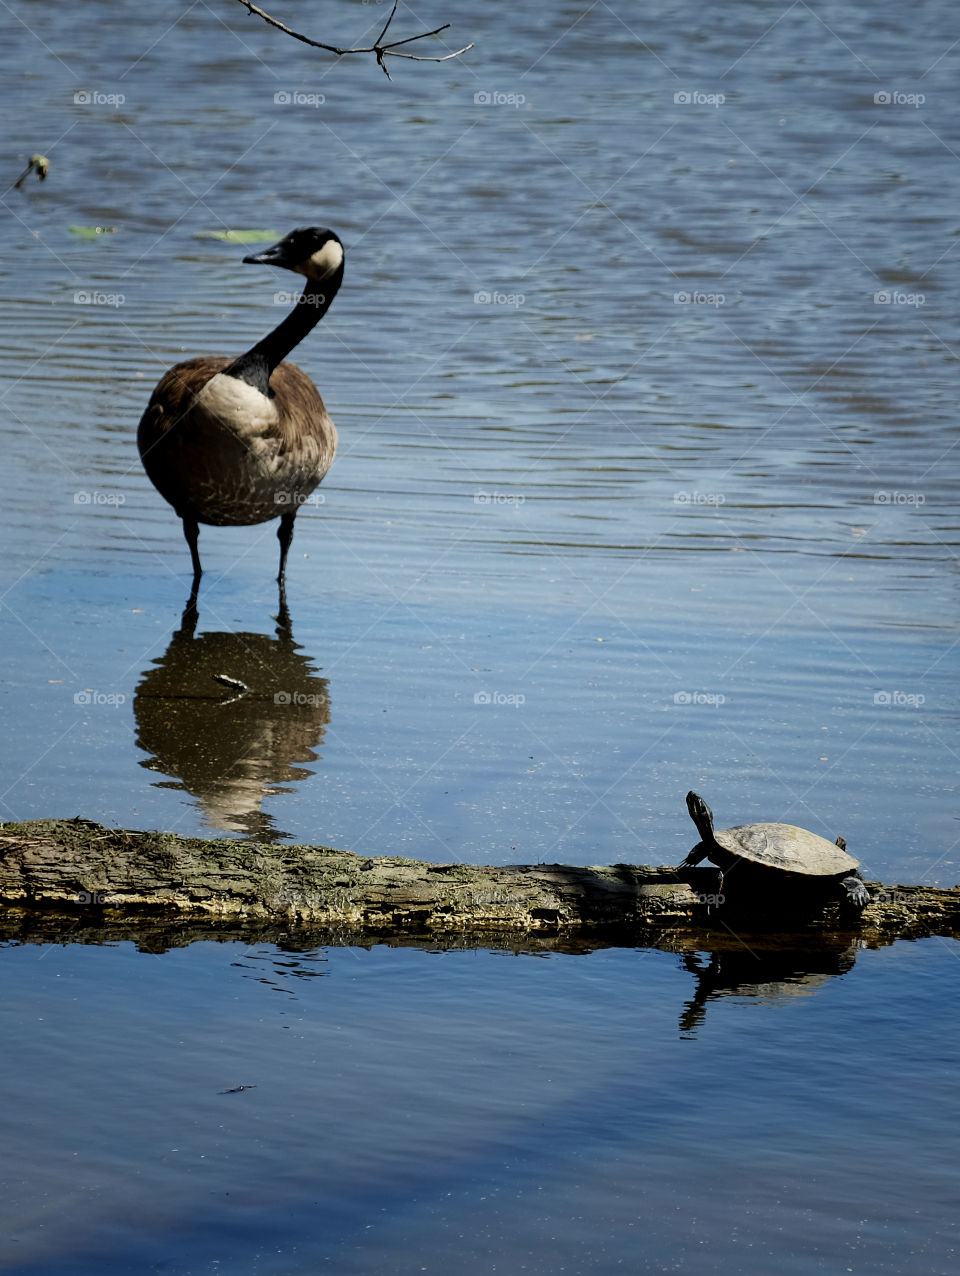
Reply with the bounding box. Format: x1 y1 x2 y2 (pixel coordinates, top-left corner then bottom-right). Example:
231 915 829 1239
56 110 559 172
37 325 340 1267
299 239 344 279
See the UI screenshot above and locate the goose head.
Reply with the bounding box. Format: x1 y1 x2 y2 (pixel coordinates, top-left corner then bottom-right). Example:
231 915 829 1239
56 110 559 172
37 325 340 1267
243 227 344 282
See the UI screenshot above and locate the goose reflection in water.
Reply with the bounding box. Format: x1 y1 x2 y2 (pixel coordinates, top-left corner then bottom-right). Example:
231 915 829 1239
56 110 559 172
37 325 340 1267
677 939 861 1036
134 602 330 839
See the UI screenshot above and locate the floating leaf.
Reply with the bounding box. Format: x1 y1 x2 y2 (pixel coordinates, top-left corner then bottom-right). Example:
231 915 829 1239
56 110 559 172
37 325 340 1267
194 229 280 244
69 225 117 237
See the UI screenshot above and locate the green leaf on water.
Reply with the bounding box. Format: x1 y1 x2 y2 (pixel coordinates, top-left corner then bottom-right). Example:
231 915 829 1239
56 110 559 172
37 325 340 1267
69 225 117 237
194 229 280 244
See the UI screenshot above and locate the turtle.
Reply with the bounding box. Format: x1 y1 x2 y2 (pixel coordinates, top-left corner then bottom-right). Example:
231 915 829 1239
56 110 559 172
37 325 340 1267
681 791 869 909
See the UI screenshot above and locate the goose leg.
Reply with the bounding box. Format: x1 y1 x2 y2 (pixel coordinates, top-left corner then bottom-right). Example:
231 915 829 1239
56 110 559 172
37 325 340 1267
277 511 297 586
182 516 202 583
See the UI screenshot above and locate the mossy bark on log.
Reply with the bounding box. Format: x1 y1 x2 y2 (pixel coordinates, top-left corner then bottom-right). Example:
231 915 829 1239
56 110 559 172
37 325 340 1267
1 819 958 945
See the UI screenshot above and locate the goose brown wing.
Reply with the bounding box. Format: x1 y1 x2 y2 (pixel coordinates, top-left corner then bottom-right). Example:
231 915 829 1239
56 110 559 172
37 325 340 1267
265 360 338 471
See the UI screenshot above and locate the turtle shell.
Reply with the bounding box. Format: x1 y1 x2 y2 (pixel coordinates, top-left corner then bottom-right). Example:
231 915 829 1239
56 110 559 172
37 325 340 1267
714 823 860 877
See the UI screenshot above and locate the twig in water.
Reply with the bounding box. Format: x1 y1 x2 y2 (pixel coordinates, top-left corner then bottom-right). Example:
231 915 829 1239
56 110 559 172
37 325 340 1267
234 0 473 79
13 154 49 189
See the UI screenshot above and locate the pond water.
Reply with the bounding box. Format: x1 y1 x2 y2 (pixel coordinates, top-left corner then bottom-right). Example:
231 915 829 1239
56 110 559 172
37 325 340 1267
1 933 959 1276
1 0 958 1272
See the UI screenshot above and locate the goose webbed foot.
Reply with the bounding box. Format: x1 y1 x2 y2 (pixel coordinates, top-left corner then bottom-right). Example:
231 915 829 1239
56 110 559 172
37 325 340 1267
276 579 292 631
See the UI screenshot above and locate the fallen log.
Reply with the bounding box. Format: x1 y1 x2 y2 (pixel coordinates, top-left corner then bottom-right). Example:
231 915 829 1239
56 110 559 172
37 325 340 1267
0 819 957 948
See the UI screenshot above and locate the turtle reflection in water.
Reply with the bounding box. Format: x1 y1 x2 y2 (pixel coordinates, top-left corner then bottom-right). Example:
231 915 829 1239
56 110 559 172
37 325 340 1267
682 791 870 911
678 941 861 1035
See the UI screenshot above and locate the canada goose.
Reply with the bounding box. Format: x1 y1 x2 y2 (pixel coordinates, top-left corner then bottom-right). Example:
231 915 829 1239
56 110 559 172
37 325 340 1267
137 226 344 593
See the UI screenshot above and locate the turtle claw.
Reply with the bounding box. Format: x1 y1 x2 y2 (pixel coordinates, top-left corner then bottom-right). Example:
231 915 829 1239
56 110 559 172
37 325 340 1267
680 847 707 870
841 874 869 909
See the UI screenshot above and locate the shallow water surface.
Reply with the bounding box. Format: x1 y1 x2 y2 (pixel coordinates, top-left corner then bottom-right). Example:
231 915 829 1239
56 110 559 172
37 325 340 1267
1 936 959 1275
1 0 958 1271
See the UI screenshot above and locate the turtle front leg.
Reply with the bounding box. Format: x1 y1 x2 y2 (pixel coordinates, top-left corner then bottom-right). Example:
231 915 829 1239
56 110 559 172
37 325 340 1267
681 844 708 870
840 873 869 909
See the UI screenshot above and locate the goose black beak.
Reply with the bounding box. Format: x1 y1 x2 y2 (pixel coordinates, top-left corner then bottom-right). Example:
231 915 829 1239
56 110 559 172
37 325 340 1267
242 241 290 268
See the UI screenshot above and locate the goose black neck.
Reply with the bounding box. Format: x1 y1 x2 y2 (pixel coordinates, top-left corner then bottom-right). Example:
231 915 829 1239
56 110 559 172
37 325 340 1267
225 269 342 394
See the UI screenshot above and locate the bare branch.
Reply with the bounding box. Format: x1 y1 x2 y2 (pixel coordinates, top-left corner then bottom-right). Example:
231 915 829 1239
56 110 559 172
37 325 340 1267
234 0 473 79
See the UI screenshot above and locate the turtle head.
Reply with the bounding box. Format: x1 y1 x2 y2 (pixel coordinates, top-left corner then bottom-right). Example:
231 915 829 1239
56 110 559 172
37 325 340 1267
686 791 717 843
